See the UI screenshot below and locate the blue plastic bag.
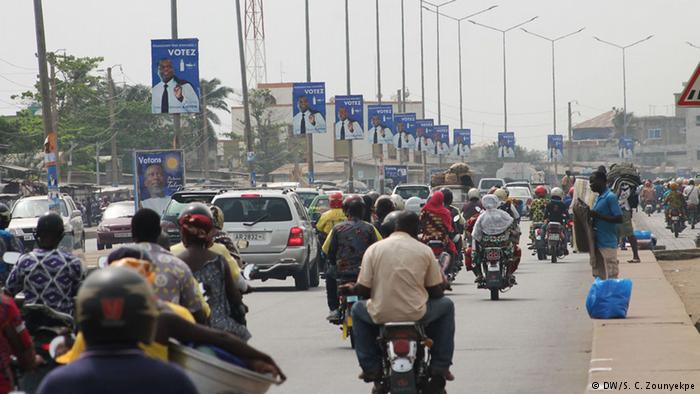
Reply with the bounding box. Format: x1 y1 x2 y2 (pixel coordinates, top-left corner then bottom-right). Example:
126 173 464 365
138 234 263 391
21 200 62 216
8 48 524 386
634 230 652 240
586 278 633 319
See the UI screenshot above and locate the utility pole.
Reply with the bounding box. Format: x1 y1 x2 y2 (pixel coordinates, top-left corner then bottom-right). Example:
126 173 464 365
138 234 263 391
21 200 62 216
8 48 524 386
375 0 384 193
345 0 354 193
48 59 60 180
397 89 404 166
304 0 314 186
235 0 255 187
67 142 75 184
171 0 182 149
568 101 573 173
107 67 119 186
201 84 210 182
95 142 100 186
418 0 424 116
33 0 52 140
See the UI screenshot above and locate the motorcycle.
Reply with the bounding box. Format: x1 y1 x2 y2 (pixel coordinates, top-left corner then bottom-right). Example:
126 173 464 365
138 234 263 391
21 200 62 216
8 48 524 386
334 280 361 348
533 223 548 261
669 208 684 238
644 201 655 217
545 222 565 264
477 232 516 301
374 322 431 394
427 240 458 284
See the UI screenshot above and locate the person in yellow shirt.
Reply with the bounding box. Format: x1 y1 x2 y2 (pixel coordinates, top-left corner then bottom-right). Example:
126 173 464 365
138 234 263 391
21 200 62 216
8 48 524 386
57 246 285 382
316 192 346 236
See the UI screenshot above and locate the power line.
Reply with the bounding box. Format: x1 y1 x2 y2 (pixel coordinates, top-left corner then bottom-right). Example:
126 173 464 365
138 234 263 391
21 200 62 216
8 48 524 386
0 57 36 71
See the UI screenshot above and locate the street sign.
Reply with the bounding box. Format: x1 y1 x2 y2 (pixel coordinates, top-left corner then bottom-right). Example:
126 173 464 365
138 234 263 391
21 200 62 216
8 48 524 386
677 63 700 107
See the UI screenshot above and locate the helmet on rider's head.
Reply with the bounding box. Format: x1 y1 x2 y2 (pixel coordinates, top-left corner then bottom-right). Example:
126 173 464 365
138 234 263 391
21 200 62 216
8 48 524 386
0 203 11 228
178 203 215 246
390 194 405 210
551 187 564 198
670 182 679 191
534 185 547 197
329 192 343 209
467 188 480 200
366 191 380 205
568 187 575 196
342 195 365 218
405 197 422 214
676 177 684 184
36 212 65 245
439 188 453 206
208 205 225 230
494 188 508 202
76 267 158 347
380 211 401 236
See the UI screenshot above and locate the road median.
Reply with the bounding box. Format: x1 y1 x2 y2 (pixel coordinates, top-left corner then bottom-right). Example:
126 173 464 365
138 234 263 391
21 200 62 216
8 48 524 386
586 249 700 393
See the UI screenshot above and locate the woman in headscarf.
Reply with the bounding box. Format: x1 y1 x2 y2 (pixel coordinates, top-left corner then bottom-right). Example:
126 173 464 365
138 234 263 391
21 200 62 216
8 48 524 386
471 194 521 282
419 191 456 254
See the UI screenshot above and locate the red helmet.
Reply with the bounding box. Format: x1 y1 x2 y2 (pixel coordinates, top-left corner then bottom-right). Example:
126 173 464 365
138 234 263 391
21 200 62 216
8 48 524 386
534 185 547 197
329 192 343 209
568 187 574 196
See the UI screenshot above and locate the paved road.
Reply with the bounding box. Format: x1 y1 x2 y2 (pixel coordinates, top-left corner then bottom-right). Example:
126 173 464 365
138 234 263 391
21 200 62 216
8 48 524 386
632 209 698 250
244 222 593 394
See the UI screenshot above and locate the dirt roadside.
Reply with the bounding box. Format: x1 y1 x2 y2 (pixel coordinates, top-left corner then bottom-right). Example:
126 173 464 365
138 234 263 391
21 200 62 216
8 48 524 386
661 259 700 328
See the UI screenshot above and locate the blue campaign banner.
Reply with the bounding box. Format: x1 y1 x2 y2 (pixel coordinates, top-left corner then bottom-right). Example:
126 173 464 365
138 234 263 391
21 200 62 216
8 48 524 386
367 104 394 144
618 137 634 159
292 82 326 135
384 165 408 186
415 119 434 152
393 113 417 150
134 150 185 215
151 39 200 114
427 125 450 156
47 164 60 209
498 132 516 158
547 135 564 162
452 129 471 157
334 95 364 141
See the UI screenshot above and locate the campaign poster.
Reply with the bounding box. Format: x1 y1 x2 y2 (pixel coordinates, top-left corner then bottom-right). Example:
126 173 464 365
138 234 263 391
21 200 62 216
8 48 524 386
384 165 408 187
547 135 564 162
452 129 471 157
618 137 634 159
393 113 417 150
151 38 200 114
498 132 516 159
415 119 434 152
334 95 364 141
134 150 185 215
428 125 450 156
292 82 326 135
367 104 394 144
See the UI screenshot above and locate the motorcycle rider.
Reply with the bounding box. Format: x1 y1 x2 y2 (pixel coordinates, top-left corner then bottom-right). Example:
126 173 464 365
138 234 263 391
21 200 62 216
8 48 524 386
563 187 574 210
462 188 483 221
0 293 36 393
640 181 656 212
544 187 569 255
663 182 685 229
322 196 382 322
36 267 198 394
346 211 455 393
6 213 84 315
316 192 346 237
405 196 423 214
0 202 23 283
419 191 457 256
494 188 520 221
472 195 521 283
684 179 699 229
373 196 395 237
440 188 463 236
529 185 549 246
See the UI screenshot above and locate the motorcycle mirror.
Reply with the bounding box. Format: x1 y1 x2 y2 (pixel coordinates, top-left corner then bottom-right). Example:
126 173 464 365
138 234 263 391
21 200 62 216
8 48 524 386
235 239 249 250
453 215 460 223
242 264 256 280
2 252 20 265
97 256 109 269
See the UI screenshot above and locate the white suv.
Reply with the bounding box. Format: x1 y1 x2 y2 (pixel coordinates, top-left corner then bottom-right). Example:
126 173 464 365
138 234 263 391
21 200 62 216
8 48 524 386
211 189 320 290
9 194 85 252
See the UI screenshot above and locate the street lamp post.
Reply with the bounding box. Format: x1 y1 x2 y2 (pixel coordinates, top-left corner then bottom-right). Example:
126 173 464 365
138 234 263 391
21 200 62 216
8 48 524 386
422 0 456 124
521 27 584 178
594 35 654 136
470 16 538 132
422 5 498 128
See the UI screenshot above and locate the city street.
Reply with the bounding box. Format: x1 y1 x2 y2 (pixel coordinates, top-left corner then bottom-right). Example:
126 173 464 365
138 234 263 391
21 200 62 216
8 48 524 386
243 223 593 394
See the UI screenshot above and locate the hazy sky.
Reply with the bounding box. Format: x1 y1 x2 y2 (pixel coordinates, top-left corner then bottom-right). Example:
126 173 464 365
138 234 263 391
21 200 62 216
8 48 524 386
1 0 699 150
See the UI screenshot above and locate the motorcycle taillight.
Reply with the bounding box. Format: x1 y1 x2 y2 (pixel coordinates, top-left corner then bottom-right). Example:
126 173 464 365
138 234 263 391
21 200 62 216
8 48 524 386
392 339 411 357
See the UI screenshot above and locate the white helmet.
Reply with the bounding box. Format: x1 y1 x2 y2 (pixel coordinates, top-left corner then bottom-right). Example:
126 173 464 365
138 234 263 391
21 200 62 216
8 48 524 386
494 188 508 202
551 187 564 198
390 194 405 210
467 188 480 200
405 197 422 214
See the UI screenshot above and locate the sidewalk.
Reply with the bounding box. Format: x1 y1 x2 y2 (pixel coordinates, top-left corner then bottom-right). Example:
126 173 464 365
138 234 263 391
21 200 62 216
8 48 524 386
585 249 700 393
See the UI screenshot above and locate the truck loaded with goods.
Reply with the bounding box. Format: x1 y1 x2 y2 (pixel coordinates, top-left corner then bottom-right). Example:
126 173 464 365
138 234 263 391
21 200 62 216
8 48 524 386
430 163 476 204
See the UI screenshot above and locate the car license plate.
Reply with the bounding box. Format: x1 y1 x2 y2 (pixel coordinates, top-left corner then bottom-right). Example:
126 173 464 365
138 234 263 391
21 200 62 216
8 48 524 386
488 263 500 272
115 232 131 238
23 234 34 241
234 233 264 241
549 234 560 241
672 216 679 220
346 295 359 303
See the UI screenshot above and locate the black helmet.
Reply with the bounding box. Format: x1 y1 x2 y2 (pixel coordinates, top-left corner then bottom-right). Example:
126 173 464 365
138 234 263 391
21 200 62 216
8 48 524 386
366 191 380 204
0 203 10 228
76 267 158 346
36 212 64 240
440 188 453 206
177 202 213 225
380 210 402 237
342 195 365 218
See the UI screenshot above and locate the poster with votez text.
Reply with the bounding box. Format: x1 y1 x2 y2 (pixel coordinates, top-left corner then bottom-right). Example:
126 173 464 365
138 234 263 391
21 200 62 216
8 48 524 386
547 134 564 162
334 95 364 141
151 39 200 114
452 129 471 157
498 132 516 159
428 125 450 156
292 82 326 135
393 113 417 150
366 104 394 144
415 119 434 152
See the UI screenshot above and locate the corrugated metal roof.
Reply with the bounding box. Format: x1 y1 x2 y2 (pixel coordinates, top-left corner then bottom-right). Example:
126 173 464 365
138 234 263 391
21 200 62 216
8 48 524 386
573 110 616 130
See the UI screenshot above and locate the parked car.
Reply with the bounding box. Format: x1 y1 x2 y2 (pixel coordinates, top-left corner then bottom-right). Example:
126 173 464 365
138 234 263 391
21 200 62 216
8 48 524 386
212 189 319 290
506 186 533 217
478 178 506 195
96 201 135 250
161 189 220 245
392 184 431 205
8 194 85 252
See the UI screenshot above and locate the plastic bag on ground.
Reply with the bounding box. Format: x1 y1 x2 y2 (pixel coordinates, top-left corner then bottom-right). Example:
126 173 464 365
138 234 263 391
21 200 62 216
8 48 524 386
586 278 633 319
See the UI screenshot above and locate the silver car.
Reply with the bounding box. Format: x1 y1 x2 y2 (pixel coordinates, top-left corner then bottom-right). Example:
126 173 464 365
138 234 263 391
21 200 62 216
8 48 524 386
8 194 86 252
212 189 320 290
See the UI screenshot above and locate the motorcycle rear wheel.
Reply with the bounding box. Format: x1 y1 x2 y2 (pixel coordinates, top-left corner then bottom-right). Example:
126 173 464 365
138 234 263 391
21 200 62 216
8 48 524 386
490 288 499 301
550 246 558 263
536 248 546 261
